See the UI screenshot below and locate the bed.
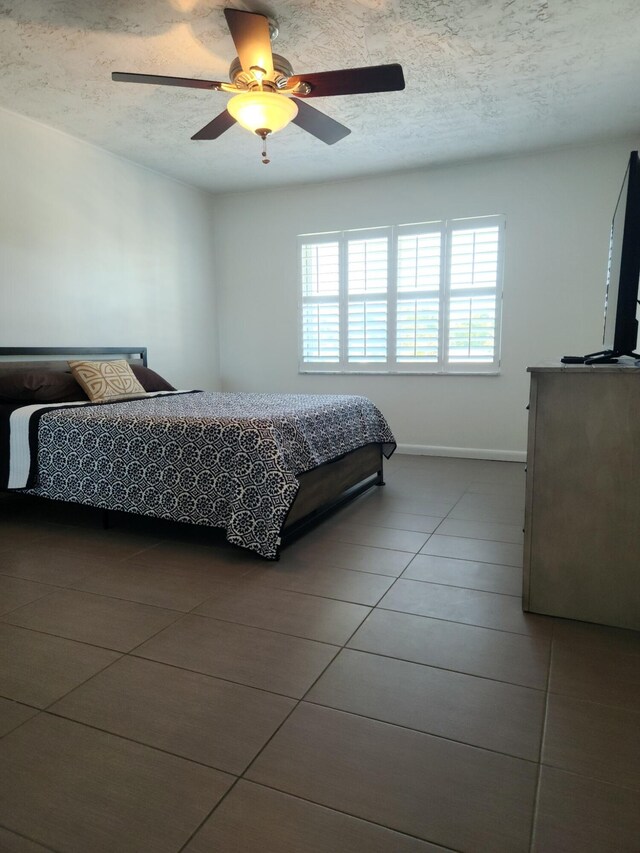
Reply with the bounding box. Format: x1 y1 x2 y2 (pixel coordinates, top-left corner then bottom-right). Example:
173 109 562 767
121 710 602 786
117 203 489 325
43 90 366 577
0 347 396 559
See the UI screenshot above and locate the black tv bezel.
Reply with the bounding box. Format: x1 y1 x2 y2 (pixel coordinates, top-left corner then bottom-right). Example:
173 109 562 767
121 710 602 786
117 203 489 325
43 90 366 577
603 150 640 355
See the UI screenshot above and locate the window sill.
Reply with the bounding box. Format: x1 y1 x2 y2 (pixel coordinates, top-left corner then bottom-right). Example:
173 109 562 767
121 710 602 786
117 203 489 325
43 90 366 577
299 369 502 377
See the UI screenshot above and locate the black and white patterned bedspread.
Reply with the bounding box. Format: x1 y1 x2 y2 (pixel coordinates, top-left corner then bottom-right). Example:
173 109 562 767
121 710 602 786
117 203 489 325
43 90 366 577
27 392 396 558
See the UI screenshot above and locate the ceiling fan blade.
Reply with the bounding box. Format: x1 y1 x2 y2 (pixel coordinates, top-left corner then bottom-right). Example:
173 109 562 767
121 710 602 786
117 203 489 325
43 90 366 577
223 8 274 77
291 99 350 145
112 72 224 90
191 110 237 140
286 63 405 98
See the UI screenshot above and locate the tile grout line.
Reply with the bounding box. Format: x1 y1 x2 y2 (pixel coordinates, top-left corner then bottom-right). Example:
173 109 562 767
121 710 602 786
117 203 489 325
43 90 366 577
183 491 529 848
0 822 61 853
341 641 548 690
375 602 550 640
173 578 374 853
3 465 580 852
528 617 555 853
300 695 543 764
393 575 523 599
199 777 468 853
174 572 479 851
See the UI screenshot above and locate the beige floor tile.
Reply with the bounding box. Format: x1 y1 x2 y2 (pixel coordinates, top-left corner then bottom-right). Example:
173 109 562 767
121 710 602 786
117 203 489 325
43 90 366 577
350 489 458 518
247 703 537 852
338 506 443 534
308 648 545 760
133 540 259 574
1 589 180 652
380 579 549 636
135 614 338 698
384 482 467 502
0 575 55 615
549 640 640 711
533 766 640 853
285 540 413 576
402 553 522 595
553 618 640 657
447 495 525 525
466 481 526 498
306 521 430 553
348 609 550 689
452 493 525 513
0 714 233 853
4 456 636 851
543 693 640 789
448 506 525 525
194 585 370 644
245 560 394 605
0 527 44 552
435 518 524 544
0 826 55 853
72 559 234 611
35 527 161 560
387 457 524 486
0 623 120 708
184 780 445 853
51 656 295 774
0 697 38 737
421 534 523 567
0 544 112 587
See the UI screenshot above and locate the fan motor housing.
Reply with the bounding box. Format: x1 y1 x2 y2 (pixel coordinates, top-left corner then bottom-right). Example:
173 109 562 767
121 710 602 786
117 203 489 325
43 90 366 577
229 54 293 91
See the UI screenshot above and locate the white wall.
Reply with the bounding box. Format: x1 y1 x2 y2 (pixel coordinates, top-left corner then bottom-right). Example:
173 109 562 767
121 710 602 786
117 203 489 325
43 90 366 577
212 139 638 457
0 107 219 390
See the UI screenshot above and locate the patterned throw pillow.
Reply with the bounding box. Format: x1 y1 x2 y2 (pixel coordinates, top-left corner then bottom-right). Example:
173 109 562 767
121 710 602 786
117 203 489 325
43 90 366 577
68 359 146 403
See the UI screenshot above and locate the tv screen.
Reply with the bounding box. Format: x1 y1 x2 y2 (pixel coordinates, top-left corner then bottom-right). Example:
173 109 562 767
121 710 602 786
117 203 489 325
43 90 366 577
602 150 640 356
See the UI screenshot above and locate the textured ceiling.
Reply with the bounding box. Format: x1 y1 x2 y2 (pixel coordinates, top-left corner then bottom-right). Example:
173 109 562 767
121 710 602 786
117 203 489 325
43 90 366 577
1 0 640 193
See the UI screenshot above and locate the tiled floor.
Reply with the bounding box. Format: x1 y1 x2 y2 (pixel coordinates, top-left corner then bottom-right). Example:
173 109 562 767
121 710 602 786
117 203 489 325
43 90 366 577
0 453 639 853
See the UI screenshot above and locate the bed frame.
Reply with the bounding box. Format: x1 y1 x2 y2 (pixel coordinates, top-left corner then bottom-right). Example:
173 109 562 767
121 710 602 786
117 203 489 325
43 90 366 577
0 347 384 555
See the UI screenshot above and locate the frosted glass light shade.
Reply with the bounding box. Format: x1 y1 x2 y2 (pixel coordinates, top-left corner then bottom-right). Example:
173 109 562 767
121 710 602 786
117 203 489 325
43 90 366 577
227 91 298 135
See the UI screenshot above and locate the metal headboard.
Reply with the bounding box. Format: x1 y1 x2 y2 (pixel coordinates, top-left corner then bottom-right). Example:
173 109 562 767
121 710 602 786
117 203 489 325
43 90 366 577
0 347 148 373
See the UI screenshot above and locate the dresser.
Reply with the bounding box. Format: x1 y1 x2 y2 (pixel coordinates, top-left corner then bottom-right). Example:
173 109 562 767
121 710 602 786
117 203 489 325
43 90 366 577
523 364 640 630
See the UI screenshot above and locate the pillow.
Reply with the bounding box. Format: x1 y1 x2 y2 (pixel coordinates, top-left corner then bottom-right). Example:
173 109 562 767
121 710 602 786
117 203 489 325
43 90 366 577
130 365 176 392
68 359 146 403
0 370 88 403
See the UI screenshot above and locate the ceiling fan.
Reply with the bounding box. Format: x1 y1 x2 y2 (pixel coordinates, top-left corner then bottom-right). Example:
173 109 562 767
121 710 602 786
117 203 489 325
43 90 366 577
112 7 405 163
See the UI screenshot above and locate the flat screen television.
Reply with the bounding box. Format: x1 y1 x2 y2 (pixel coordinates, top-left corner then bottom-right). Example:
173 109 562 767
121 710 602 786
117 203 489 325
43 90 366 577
581 150 640 364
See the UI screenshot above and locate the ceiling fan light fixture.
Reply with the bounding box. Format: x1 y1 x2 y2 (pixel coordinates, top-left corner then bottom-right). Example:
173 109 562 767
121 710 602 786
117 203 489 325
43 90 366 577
227 91 298 135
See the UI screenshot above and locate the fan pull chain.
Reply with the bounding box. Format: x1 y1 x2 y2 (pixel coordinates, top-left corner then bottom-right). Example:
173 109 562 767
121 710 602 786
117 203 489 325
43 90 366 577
258 130 270 164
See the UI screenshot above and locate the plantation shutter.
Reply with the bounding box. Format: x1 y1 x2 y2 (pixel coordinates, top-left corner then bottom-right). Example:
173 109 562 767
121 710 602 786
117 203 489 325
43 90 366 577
300 237 340 364
347 233 389 363
299 216 503 373
396 226 442 363
446 221 503 367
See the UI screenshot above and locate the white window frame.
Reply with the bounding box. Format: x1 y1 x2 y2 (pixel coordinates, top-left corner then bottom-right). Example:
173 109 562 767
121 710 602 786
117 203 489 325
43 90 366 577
298 215 505 375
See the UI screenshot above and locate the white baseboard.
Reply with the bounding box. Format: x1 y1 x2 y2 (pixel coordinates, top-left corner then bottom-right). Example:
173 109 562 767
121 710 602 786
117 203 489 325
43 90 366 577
396 443 527 463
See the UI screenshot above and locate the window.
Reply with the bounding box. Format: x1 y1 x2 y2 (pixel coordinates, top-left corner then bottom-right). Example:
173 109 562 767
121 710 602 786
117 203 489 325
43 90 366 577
299 216 504 374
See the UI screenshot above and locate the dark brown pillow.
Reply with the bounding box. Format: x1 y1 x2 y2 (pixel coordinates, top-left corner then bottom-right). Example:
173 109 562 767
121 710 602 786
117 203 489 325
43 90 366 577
130 365 176 392
0 370 88 403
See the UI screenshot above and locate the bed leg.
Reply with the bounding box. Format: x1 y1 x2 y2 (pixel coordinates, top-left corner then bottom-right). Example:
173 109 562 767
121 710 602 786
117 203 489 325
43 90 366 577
376 469 385 486
102 509 110 530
